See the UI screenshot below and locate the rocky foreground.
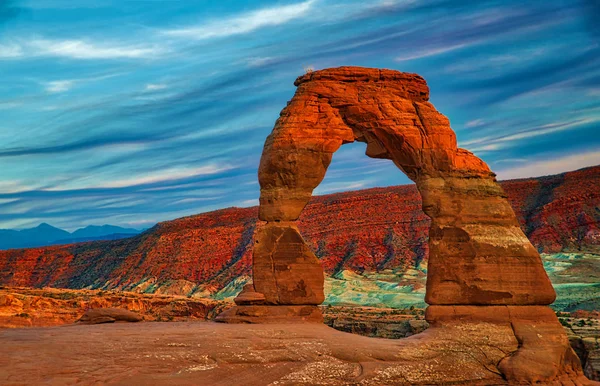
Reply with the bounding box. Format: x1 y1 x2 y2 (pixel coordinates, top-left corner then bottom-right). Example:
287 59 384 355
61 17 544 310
0 320 595 386
0 286 228 328
322 306 600 382
0 287 599 383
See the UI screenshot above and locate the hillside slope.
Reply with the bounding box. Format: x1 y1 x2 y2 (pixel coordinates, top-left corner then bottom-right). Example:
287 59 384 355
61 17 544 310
0 166 598 301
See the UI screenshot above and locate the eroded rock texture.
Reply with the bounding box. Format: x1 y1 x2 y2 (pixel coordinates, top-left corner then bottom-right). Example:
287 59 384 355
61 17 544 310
253 66 554 307
217 66 592 384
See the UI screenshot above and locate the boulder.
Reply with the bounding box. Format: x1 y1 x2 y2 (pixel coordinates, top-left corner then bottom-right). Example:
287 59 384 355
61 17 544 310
76 308 143 325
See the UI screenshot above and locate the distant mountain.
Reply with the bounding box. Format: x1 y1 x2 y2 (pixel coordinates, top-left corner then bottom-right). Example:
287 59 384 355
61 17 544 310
70 225 140 239
0 224 142 250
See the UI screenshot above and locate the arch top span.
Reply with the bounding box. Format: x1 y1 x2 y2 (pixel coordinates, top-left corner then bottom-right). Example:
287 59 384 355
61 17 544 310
259 66 492 222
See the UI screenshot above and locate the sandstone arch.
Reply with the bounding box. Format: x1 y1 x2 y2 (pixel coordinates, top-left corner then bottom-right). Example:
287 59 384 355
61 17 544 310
255 66 555 307
217 67 588 384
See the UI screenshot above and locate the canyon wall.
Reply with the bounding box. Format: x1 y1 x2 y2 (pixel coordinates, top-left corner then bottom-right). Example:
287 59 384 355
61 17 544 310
0 166 598 296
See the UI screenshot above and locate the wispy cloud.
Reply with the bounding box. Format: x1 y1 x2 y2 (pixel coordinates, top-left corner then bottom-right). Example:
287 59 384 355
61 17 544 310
239 198 259 207
0 38 163 60
395 43 468 62
32 38 163 59
0 0 596 230
43 73 124 93
144 83 167 91
63 164 237 190
246 56 278 68
164 0 316 40
461 118 598 149
496 150 600 180
45 80 74 93
0 42 23 58
465 119 485 128
314 181 367 195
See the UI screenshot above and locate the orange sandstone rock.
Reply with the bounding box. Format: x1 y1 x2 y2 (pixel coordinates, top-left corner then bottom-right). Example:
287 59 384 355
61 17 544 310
252 223 324 305
252 66 554 307
220 66 589 384
76 307 144 324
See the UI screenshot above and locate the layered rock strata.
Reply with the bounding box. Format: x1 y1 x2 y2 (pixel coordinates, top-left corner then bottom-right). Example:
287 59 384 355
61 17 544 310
217 66 591 383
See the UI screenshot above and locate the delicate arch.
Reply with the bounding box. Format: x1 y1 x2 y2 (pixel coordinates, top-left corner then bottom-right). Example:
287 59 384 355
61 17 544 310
216 67 586 383
252 66 555 307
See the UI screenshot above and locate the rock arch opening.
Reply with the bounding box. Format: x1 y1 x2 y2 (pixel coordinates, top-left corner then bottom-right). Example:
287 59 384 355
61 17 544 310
237 66 554 309
216 66 586 383
298 140 429 307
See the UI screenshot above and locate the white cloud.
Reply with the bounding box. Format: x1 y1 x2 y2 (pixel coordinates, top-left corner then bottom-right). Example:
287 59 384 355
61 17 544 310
314 181 366 195
145 83 167 91
164 0 316 40
45 80 75 93
238 198 259 207
469 144 501 152
43 73 124 94
0 43 24 59
124 219 156 227
92 165 234 189
2 38 163 60
492 158 528 164
496 150 600 180
465 119 485 128
461 118 598 149
246 56 277 68
494 118 596 143
0 180 37 194
34 39 162 59
395 43 468 62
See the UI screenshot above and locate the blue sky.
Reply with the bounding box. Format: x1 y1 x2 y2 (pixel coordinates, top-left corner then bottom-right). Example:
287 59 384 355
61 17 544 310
0 0 599 230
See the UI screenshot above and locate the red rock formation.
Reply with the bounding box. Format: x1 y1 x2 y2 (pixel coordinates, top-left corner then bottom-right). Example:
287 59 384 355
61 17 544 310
218 66 589 383
0 287 228 328
76 307 144 324
252 223 324 305
0 167 598 296
250 66 554 309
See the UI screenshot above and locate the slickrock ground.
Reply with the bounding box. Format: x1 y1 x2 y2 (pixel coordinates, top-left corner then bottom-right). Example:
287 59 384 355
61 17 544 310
322 306 600 382
0 290 598 382
0 321 594 386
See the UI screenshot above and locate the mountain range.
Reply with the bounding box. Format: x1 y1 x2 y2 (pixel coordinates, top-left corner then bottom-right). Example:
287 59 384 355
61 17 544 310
0 224 143 250
0 166 598 311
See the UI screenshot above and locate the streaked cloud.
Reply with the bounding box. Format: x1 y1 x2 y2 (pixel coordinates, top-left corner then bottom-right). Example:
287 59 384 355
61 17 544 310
100 165 236 189
0 0 597 229
314 181 367 195
396 44 468 62
497 150 600 180
462 118 599 150
0 42 23 58
163 0 316 40
45 80 74 93
1 38 163 60
144 83 167 91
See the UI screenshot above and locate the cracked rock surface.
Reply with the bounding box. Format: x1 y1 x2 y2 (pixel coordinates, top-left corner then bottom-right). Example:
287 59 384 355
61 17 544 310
0 321 595 385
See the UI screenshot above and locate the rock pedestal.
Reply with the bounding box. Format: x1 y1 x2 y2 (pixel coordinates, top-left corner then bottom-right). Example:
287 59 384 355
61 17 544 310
216 66 590 384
